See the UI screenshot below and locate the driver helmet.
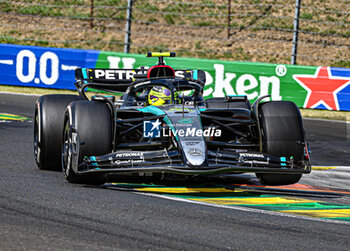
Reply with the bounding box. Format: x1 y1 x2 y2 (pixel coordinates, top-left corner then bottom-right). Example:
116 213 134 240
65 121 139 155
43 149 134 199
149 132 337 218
148 86 179 106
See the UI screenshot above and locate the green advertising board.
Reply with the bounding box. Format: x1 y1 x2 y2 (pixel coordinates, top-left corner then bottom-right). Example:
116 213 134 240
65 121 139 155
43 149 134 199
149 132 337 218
96 51 350 111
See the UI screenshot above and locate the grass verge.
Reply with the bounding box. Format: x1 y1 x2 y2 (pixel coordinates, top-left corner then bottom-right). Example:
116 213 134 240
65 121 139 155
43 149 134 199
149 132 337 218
0 85 76 95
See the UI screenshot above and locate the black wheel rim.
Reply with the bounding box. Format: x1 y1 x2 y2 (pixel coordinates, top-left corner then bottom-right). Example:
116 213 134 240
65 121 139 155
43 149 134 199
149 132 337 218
62 121 70 176
33 112 40 166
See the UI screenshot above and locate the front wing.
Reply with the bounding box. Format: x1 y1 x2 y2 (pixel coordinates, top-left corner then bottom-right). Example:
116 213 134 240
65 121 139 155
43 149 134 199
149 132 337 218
77 149 311 176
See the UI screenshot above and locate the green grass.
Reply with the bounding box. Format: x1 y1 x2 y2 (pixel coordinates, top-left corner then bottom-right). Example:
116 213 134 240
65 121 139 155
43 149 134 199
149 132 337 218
0 85 77 95
300 109 350 121
331 60 350 68
300 12 313 20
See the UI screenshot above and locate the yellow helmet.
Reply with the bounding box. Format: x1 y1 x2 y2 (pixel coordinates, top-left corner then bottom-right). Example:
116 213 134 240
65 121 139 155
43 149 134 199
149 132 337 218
148 86 178 106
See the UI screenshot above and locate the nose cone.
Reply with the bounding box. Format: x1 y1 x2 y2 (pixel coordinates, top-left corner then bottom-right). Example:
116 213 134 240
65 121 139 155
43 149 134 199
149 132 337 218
161 106 208 167
182 142 206 166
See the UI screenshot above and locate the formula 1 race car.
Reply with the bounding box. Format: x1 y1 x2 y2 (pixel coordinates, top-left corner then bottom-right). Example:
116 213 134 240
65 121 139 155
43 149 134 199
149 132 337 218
34 52 311 186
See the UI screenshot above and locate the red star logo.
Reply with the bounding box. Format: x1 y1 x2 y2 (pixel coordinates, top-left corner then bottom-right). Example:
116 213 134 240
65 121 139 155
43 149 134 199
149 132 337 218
293 66 350 110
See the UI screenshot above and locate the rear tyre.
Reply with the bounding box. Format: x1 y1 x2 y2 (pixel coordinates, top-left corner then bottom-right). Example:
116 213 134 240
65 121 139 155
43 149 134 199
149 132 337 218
257 101 305 186
34 94 83 170
62 101 112 185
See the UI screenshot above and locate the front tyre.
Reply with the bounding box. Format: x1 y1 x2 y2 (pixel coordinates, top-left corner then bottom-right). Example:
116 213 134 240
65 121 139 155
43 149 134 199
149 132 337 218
34 94 83 170
257 101 305 186
62 101 112 185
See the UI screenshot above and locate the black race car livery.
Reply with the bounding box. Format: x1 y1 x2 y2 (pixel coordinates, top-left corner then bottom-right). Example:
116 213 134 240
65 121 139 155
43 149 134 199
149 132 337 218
34 52 311 185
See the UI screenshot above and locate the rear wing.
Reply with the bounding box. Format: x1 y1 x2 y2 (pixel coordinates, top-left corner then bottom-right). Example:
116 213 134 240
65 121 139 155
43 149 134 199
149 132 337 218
75 68 206 92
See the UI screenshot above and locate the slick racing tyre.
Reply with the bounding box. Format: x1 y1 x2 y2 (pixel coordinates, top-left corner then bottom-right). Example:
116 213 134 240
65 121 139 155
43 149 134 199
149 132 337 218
62 100 112 185
34 94 83 170
205 97 251 109
257 101 305 186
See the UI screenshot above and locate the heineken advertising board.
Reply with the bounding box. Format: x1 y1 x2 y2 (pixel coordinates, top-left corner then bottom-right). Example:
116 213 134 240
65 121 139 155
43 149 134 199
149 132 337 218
0 44 349 111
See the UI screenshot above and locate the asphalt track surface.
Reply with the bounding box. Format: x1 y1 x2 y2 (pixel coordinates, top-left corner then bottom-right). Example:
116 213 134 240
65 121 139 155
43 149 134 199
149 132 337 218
0 93 350 250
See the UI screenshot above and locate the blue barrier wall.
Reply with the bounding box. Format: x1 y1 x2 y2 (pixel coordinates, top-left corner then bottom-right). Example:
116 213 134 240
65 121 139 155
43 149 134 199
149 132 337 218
0 44 99 90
